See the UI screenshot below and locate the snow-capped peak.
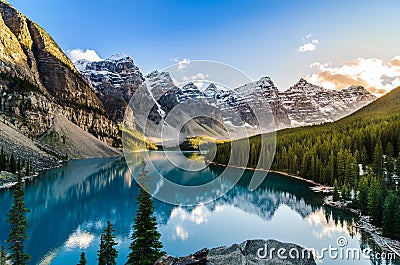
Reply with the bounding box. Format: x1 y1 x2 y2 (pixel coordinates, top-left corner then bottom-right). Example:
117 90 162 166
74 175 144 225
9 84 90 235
107 54 131 61
298 77 308 83
343 85 369 94
206 83 217 90
287 78 324 94
146 70 172 81
257 76 274 86
74 59 91 71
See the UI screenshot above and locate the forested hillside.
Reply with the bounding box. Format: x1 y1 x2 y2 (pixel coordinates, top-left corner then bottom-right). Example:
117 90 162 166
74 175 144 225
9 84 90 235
211 86 400 239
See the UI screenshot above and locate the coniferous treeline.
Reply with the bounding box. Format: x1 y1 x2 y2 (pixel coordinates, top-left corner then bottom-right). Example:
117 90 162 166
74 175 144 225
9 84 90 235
211 86 400 240
212 112 400 186
6 173 30 265
0 146 33 176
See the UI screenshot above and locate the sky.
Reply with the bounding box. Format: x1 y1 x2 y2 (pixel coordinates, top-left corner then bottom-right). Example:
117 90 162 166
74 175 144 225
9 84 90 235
6 0 400 96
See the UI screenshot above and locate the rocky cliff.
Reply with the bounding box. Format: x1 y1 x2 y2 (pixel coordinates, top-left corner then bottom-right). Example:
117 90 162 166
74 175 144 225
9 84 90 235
78 57 376 142
142 71 376 131
76 54 144 122
0 0 120 159
280 78 376 126
154 239 316 265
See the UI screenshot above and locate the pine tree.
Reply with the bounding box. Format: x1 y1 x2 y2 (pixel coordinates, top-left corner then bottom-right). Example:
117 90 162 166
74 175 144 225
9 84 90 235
126 160 163 265
7 173 30 265
393 196 400 240
360 147 368 169
382 193 395 237
395 153 400 177
357 176 369 214
333 180 340 201
367 177 386 226
340 183 350 200
329 152 335 184
25 160 30 176
300 154 308 178
16 158 21 173
1 246 6 265
78 252 87 265
98 220 118 265
372 140 384 176
385 155 395 182
337 149 345 184
386 142 394 157
0 146 4 171
9 153 16 174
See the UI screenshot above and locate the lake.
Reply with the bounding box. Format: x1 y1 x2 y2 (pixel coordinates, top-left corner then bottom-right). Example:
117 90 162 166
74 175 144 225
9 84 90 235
0 152 397 264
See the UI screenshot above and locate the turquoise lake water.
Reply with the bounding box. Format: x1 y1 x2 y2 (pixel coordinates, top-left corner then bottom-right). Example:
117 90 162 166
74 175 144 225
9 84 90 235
0 152 397 264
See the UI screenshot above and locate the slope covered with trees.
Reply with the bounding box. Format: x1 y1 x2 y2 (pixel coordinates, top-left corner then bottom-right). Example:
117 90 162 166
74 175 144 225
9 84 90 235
211 86 400 239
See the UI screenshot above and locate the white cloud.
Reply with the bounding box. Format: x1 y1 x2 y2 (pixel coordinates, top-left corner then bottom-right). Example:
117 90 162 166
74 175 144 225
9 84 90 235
65 229 95 250
390 56 400 67
302 34 312 41
181 72 209 82
170 204 210 225
298 34 319 53
67 48 102 62
174 226 189 241
189 204 210 224
306 209 350 239
177 58 191 70
299 43 317 52
307 56 400 96
195 72 207 79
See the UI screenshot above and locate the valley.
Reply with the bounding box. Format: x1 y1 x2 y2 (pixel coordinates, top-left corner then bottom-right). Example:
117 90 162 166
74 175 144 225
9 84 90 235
0 1 399 264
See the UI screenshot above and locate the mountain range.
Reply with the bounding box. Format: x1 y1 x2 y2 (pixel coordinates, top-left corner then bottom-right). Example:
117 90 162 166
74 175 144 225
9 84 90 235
77 55 376 134
0 0 377 169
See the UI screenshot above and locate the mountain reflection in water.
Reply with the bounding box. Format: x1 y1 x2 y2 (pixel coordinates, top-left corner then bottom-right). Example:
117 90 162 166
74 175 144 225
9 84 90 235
0 153 394 265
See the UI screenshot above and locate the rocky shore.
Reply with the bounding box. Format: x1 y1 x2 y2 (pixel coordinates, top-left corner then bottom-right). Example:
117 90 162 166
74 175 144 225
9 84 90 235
154 239 316 265
323 196 400 259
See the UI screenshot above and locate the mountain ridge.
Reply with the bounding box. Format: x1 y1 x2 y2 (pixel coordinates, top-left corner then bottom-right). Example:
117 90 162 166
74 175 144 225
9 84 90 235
211 84 400 186
0 0 121 163
77 56 376 134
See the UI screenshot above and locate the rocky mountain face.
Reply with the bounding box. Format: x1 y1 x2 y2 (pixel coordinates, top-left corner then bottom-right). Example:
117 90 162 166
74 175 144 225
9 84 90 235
142 71 376 131
76 54 144 122
280 78 376 126
0 0 120 160
154 239 316 265
235 76 291 127
78 57 376 139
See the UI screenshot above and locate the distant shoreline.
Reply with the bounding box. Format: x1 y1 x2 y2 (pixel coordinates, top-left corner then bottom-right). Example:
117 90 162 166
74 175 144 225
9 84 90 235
208 161 322 186
0 155 123 190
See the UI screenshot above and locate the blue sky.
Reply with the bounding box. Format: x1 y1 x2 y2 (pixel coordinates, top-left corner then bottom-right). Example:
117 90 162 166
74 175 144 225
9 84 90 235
6 0 400 95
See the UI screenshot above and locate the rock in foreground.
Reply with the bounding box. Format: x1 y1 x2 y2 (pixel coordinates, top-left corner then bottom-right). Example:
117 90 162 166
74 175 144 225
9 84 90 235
154 239 316 265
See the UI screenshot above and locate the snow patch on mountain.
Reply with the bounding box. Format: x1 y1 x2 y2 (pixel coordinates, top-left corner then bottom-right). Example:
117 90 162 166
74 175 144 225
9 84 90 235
75 56 377 134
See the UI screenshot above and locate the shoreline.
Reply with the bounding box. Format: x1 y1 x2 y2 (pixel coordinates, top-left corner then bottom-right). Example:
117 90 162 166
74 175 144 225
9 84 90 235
0 172 41 189
209 161 323 186
323 195 400 257
0 155 123 190
209 160 400 257
268 170 322 186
